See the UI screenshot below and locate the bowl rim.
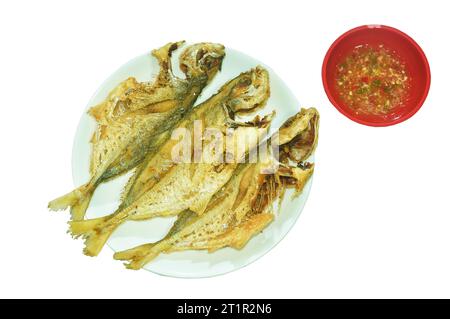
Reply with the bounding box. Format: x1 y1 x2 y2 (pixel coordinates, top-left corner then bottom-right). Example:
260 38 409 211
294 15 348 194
322 24 431 127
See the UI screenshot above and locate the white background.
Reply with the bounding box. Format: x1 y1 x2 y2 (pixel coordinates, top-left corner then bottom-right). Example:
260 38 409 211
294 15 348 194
1 0 449 298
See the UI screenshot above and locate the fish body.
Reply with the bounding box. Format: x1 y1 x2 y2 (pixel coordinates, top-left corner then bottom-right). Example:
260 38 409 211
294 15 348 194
49 42 226 220
69 67 272 256
120 66 272 208
114 108 320 269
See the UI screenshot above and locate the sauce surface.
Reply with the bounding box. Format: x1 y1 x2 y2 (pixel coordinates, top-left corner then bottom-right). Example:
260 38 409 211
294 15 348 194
335 44 411 116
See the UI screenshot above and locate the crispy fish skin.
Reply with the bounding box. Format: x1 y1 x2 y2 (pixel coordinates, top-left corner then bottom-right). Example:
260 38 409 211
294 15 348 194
120 66 272 208
113 108 319 269
68 67 272 257
48 42 225 220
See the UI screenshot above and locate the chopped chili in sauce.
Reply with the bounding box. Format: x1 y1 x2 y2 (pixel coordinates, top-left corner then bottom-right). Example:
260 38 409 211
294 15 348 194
335 44 411 116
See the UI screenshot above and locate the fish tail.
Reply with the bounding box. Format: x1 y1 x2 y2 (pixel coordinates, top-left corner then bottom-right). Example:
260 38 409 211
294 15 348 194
114 243 165 270
69 214 116 257
69 191 94 221
48 184 94 220
48 185 86 211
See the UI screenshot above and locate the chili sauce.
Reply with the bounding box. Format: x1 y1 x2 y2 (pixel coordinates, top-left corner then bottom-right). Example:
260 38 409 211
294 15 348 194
335 44 411 116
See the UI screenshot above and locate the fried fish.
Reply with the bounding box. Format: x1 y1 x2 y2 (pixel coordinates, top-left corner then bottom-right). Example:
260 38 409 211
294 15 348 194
48 42 226 220
113 108 319 269
69 67 273 256
120 66 272 209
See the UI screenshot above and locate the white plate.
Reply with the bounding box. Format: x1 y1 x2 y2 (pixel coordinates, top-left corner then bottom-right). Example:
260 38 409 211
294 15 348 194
72 45 314 278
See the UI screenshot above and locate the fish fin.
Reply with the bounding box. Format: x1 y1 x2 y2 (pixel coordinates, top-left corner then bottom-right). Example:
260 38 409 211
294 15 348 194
229 213 274 250
189 196 212 216
88 103 105 122
48 184 90 212
114 243 162 270
69 192 94 221
189 200 209 216
68 215 115 257
205 213 274 253
152 41 185 84
87 77 139 123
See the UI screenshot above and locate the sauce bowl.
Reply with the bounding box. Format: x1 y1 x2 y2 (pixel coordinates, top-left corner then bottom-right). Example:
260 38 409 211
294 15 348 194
322 25 431 127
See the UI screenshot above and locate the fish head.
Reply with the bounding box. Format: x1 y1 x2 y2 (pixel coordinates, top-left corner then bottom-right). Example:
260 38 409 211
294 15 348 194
226 66 270 115
253 109 319 206
179 43 225 81
276 108 320 163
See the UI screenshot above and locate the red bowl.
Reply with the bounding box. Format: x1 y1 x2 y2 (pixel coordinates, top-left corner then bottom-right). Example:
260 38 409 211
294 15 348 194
322 25 431 127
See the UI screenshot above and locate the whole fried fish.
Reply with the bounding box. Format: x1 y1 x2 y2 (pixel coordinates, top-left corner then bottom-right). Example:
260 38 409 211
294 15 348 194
69 67 272 256
113 108 319 269
120 66 272 209
48 42 226 220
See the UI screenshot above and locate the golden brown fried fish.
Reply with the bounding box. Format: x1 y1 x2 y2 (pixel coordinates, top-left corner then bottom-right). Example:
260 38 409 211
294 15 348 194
48 42 226 220
114 108 319 269
69 67 272 256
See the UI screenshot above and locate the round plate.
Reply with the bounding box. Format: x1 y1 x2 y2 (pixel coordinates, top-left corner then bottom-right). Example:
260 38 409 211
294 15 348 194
72 45 314 278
